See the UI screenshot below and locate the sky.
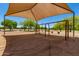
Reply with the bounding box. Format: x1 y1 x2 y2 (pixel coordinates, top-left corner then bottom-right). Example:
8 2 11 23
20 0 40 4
0 3 79 27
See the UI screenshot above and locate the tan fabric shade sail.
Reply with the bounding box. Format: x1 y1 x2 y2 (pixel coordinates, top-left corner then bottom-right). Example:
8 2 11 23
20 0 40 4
5 3 72 20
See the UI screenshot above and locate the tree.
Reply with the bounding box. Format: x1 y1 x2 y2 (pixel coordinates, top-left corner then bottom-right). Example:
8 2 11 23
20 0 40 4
1 19 17 31
52 22 65 30
75 23 79 30
12 21 17 28
52 16 79 31
20 18 39 31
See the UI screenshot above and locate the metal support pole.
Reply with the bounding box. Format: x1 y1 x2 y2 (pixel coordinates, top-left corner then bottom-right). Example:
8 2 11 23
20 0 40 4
48 24 50 36
45 24 47 37
41 24 43 33
65 20 69 40
73 12 75 38
35 21 38 34
48 24 51 56
39 25 40 34
30 19 31 32
4 15 5 36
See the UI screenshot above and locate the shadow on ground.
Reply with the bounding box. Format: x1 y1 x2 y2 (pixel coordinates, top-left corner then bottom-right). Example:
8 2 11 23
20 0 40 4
3 34 79 56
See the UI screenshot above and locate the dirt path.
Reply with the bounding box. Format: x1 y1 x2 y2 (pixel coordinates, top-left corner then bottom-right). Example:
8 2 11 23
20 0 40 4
0 35 6 56
0 31 79 56
0 30 79 37
2 33 79 56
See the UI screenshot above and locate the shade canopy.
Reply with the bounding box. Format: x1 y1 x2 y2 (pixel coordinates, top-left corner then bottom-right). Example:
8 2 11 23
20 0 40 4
5 3 72 20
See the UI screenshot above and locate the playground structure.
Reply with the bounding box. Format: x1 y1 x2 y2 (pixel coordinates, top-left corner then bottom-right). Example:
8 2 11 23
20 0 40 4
0 3 76 56
4 3 75 40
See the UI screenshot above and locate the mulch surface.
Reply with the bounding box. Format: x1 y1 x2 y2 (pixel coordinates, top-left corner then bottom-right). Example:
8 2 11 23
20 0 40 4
3 34 79 56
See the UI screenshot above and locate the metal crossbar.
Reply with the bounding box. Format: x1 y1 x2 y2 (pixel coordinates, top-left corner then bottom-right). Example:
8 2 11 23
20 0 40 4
38 20 70 40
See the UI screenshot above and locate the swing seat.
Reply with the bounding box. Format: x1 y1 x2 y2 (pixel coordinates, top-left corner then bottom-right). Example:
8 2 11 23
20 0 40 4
51 31 53 33
57 31 60 34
